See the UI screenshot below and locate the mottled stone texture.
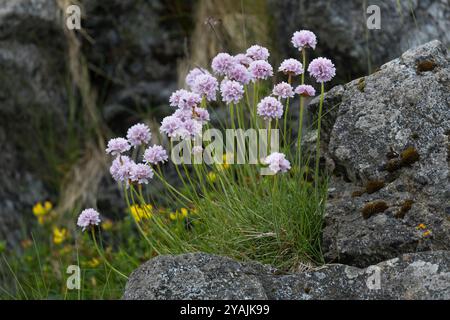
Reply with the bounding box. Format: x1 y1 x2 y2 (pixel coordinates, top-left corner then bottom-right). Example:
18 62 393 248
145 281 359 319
0 0 65 243
306 40 450 267
269 0 450 82
124 251 450 300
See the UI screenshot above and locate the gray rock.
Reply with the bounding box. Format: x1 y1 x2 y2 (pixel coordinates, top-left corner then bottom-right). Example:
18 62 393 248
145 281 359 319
0 0 66 244
305 40 450 267
269 0 450 82
123 251 450 300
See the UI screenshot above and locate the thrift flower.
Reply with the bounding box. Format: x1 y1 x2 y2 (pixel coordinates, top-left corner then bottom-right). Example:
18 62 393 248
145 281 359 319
308 57 336 83
186 68 210 88
295 84 316 97
272 82 295 99
129 163 154 184
257 96 284 120
127 123 151 147
110 155 134 182
211 53 236 76
77 208 101 231
291 30 317 50
194 107 210 123
278 58 303 76
264 152 291 174
246 45 270 61
169 89 189 107
105 138 131 156
178 91 202 110
234 53 252 66
179 119 203 139
160 115 182 138
220 79 244 104
248 60 273 81
192 74 218 101
143 145 168 165
226 64 251 84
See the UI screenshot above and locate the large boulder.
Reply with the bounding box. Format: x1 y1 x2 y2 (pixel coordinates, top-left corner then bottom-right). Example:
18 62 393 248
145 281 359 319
123 251 450 300
305 40 450 267
270 0 450 82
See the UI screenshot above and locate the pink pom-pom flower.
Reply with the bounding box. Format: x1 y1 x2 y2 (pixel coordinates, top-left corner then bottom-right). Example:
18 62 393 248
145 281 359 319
257 96 284 120
264 152 291 174
77 208 101 231
272 82 295 99
177 91 202 110
278 58 303 76
291 30 317 50
234 53 252 66
248 60 273 81
127 123 152 147
110 155 134 182
246 45 270 61
192 74 219 102
308 57 336 83
220 79 244 104
169 89 189 107
105 137 131 156
295 85 316 97
226 64 251 85
186 68 210 89
129 163 154 184
143 145 168 165
211 53 236 76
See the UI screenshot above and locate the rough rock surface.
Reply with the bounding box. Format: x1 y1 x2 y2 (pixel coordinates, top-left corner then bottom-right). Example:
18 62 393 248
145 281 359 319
0 0 66 243
305 40 450 267
82 0 193 130
270 0 450 82
124 251 450 300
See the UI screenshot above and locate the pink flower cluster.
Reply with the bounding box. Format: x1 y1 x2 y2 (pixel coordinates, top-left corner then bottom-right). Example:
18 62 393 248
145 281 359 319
257 97 284 120
278 58 303 76
220 79 244 104
272 82 294 99
77 208 101 231
308 57 336 83
291 30 317 50
264 152 291 174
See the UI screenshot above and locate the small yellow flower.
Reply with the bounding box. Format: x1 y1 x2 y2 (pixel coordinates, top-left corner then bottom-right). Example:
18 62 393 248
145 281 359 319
130 204 153 222
52 227 68 245
169 212 177 221
180 208 189 218
207 171 217 183
101 219 113 231
32 201 52 224
87 257 101 268
416 223 426 230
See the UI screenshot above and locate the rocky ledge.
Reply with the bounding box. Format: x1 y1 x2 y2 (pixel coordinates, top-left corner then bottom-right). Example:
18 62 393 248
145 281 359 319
123 251 450 300
124 40 450 299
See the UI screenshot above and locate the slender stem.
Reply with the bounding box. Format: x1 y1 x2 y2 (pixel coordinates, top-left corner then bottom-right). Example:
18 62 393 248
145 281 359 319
283 74 292 146
297 49 307 165
91 228 128 280
314 82 325 196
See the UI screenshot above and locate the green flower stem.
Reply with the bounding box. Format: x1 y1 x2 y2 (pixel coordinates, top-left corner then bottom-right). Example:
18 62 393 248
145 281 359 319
297 49 307 165
314 82 325 196
91 228 128 280
283 74 292 146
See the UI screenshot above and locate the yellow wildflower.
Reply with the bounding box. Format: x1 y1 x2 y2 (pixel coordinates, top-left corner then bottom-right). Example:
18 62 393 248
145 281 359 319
207 171 217 183
180 208 189 218
101 219 113 231
130 205 153 222
87 257 100 268
32 201 52 224
169 212 177 221
52 227 68 245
